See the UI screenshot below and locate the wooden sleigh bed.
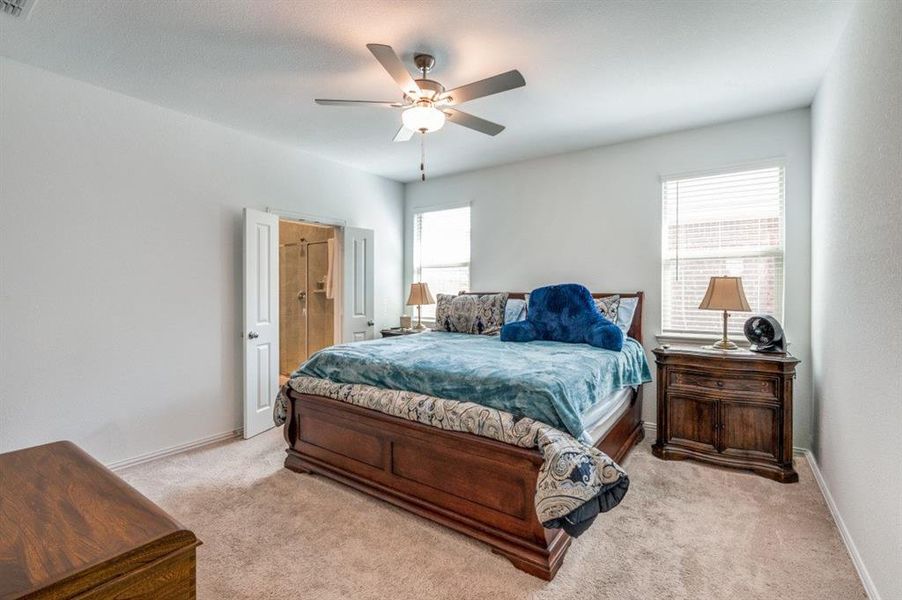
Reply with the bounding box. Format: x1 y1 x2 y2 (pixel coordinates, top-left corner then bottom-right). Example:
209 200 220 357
282 291 646 580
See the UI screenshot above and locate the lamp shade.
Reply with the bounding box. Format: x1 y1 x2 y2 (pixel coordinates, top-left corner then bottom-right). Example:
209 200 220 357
698 276 751 312
406 282 435 306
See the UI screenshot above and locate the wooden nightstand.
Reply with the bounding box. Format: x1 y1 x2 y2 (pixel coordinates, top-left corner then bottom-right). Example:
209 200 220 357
380 327 429 337
652 345 800 483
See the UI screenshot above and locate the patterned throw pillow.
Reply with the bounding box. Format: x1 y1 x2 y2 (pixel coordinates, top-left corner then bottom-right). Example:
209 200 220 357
434 294 458 332
594 295 621 323
594 294 638 336
474 292 508 335
435 293 509 335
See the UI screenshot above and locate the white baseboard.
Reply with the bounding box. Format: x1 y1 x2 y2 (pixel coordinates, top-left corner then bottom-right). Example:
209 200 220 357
106 428 242 472
645 421 876 598
798 448 880 600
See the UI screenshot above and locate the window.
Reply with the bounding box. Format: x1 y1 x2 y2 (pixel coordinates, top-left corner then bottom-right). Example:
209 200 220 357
662 165 785 336
412 205 471 319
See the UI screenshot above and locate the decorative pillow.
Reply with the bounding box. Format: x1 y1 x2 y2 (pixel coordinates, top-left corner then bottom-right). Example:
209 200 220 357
435 294 475 333
594 295 621 323
616 297 639 335
434 294 455 332
435 292 509 335
504 298 528 324
500 284 623 351
595 295 638 336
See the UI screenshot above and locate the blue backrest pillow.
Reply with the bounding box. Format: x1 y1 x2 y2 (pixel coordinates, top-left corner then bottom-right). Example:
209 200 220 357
500 283 624 351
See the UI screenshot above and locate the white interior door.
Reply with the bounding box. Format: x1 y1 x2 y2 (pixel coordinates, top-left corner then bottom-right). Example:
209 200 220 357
243 208 279 439
342 227 375 342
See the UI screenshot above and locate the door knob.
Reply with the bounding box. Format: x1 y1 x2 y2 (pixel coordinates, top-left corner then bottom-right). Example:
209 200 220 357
367 320 374 326
248 331 259 339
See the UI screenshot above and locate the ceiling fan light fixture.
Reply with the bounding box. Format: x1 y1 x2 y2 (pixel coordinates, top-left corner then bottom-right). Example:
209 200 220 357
316 43 524 180
401 103 446 133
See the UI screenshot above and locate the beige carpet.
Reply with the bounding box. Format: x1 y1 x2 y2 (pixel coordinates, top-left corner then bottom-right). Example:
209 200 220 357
120 429 865 600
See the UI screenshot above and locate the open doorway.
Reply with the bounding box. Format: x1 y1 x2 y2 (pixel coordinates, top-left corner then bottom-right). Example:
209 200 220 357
278 219 338 385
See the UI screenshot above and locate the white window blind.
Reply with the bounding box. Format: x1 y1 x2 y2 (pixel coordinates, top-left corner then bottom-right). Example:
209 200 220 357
662 165 785 336
413 206 471 319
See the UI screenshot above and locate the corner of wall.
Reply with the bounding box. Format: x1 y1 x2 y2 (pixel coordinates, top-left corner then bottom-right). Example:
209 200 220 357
807 1 902 598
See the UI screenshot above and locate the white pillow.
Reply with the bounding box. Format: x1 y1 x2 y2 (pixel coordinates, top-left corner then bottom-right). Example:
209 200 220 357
504 298 528 324
617 297 639 335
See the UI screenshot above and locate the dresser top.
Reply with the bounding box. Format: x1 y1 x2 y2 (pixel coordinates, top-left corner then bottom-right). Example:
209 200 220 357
0 441 198 599
653 344 799 364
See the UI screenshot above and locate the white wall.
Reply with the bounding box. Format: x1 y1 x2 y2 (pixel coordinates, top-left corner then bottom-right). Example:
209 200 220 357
0 58 404 465
405 109 814 447
811 1 902 598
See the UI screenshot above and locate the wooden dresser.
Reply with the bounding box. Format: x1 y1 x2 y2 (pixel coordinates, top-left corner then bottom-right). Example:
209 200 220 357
0 441 200 599
652 346 799 483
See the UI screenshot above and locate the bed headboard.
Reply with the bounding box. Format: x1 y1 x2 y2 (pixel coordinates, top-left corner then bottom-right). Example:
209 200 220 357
462 291 645 345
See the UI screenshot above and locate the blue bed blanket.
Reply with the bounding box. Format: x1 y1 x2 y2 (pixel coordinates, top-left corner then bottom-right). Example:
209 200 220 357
294 331 652 441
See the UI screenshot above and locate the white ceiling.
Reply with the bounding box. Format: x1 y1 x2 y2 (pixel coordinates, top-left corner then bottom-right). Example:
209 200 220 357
0 0 854 182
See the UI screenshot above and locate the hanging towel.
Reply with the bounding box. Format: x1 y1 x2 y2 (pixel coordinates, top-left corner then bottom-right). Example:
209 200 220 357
325 238 337 299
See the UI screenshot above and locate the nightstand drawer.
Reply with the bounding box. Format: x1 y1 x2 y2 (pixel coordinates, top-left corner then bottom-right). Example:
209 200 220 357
669 370 777 398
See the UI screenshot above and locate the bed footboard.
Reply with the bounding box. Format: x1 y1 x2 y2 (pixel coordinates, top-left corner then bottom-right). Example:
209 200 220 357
283 386 643 580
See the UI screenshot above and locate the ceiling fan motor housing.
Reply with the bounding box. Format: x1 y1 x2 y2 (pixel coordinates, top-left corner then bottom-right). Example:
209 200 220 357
414 79 445 101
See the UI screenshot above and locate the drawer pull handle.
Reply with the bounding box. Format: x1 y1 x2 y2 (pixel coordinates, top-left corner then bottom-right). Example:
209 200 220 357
716 381 724 388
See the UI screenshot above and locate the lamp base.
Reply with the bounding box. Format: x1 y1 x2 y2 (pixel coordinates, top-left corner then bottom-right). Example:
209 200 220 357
412 304 427 330
706 339 740 351
703 310 741 351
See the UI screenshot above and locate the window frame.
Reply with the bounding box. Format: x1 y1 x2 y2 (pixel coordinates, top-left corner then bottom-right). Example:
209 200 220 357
659 160 787 339
411 202 472 320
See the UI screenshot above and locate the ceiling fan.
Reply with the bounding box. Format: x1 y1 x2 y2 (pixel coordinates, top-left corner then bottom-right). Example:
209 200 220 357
315 44 526 143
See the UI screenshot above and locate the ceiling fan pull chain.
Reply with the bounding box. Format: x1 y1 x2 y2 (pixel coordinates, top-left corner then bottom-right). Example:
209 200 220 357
420 132 426 181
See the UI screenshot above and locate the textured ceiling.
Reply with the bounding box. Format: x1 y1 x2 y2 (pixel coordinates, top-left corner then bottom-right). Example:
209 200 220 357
0 0 854 182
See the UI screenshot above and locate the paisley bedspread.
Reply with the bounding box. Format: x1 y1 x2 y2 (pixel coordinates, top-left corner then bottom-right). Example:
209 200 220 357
274 376 630 537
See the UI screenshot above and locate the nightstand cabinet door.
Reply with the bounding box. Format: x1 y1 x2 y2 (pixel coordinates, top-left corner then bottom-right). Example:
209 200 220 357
666 392 718 453
719 399 779 458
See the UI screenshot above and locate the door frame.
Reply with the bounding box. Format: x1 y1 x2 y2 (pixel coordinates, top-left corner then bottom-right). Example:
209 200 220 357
266 207 346 228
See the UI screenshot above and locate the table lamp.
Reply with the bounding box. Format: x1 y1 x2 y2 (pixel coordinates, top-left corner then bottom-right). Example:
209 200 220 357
698 276 751 350
406 282 435 331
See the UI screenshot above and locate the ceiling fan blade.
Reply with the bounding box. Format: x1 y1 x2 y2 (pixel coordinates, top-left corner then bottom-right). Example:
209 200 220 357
366 44 422 98
444 109 505 136
315 99 403 107
393 126 415 142
441 70 525 106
